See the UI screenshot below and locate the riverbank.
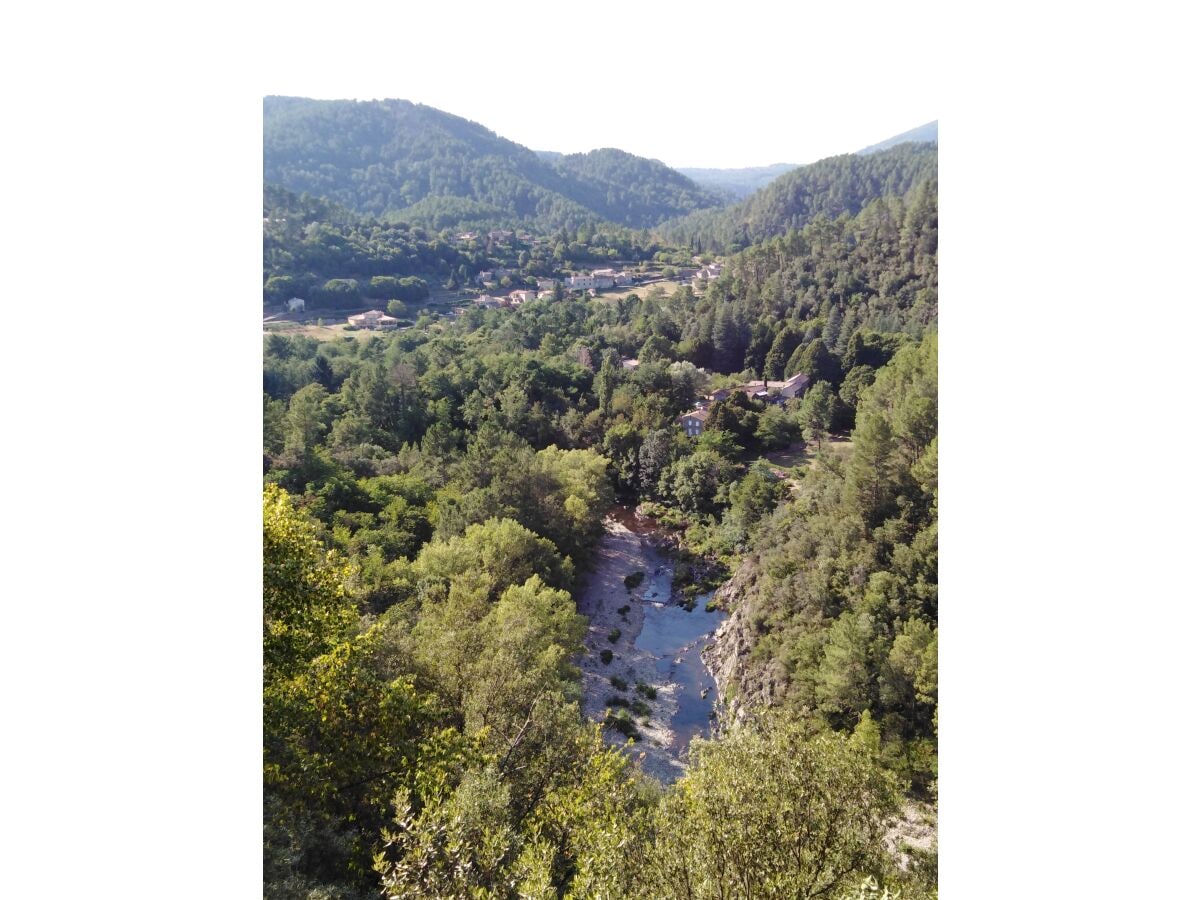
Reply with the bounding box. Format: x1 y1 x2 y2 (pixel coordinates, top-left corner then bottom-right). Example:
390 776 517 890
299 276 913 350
576 512 725 782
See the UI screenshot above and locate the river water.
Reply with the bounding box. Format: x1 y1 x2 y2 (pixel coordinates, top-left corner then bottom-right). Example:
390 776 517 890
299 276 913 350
636 594 725 754
585 506 727 771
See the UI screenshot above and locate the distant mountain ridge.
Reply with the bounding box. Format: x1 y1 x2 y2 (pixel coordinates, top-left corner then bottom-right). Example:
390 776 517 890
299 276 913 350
857 121 938 155
264 97 725 232
677 164 801 200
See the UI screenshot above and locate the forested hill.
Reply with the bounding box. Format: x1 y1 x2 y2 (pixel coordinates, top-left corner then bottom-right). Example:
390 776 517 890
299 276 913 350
656 142 938 252
263 96 725 231
552 148 727 226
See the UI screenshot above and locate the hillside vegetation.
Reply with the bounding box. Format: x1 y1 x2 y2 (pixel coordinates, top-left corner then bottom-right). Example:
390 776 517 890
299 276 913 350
657 142 938 252
264 97 725 231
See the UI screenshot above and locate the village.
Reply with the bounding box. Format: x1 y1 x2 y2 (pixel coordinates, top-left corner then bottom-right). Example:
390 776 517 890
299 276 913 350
467 260 725 311
272 260 727 323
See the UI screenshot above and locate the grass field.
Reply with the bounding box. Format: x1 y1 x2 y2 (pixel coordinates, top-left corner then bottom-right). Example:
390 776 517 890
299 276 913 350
761 435 854 475
263 320 375 342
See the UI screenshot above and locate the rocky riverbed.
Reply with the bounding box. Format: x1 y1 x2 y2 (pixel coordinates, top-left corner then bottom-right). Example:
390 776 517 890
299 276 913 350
575 510 726 782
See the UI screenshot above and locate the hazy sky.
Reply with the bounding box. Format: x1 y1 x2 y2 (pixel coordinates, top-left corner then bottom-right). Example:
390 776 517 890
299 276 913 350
260 1 938 169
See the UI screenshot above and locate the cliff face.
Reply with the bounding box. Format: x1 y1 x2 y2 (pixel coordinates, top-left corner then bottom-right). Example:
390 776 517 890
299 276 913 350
702 563 779 724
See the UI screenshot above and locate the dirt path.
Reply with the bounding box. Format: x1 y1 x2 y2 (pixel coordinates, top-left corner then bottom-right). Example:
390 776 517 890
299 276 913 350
576 517 695 782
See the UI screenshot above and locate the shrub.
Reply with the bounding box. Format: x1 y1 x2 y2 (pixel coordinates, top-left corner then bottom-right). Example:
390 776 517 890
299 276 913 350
624 572 645 590
605 696 630 708
636 682 657 700
600 649 613 664
705 598 721 612
617 604 631 616
604 709 640 740
610 676 628 691
631 700 651 717
608 628 621 644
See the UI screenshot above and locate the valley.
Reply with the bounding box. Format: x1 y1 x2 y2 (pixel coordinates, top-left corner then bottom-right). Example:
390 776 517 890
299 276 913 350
263 96 938 899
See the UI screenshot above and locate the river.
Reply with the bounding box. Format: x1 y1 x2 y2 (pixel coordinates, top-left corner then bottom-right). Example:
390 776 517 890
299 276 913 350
575 507 727 782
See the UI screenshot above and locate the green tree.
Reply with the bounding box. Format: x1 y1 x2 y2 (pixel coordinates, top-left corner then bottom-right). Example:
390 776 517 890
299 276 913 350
284 383 330 456
263 485 356 680
644 722 901 900
798 380 837 448
414 517 574 601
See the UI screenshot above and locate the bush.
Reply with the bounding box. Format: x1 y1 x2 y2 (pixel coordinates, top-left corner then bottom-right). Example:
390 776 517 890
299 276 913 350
705 598 721 612
610 676 628 691
605 696 630 708
631 700 651 717
604 709 640 740
635 682 657 700
600 649 613 665
608 628 621 644
624 572 645 590
617 604 631 616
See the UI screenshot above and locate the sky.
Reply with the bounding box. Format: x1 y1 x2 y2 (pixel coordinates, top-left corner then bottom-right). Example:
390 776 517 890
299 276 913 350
258 0 939 169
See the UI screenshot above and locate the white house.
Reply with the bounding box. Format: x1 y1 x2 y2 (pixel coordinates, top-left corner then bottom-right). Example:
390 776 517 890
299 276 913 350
347 309 400 330
286 297 306 313
765 371 811 400
567 275 596 290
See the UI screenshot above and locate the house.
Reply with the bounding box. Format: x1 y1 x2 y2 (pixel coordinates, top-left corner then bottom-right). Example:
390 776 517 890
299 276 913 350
476 267 511 284
678 407 709 437
593 275 615 290
286 297 305 313
537 278 560 291
692 263 725 288
567 274 596 290
591 268 617 278
347 309 400 330
614 271 634 286
457 231 478 242
474 295 505 309
621 358 640 370
509 290 537 305
730 372 811 403
700 371 811 408
765 371 811 400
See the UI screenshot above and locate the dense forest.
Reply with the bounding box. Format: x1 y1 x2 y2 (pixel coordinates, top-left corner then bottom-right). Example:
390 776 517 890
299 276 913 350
264 110 937 897
264 97 725 231
657 143 938 252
